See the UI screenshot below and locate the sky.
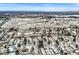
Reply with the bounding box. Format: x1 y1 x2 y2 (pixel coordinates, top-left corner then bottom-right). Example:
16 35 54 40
0 3 79 11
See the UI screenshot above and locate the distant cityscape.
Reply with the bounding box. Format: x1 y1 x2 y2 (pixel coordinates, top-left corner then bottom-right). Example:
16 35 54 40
0 3 79 55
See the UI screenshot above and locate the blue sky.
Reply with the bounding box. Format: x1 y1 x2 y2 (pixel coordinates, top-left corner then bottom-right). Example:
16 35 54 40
0 3 79 11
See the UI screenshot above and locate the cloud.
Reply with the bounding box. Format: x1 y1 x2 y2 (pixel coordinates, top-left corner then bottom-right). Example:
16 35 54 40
11 5 79 11
0 3 79 11
73 3 79 6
